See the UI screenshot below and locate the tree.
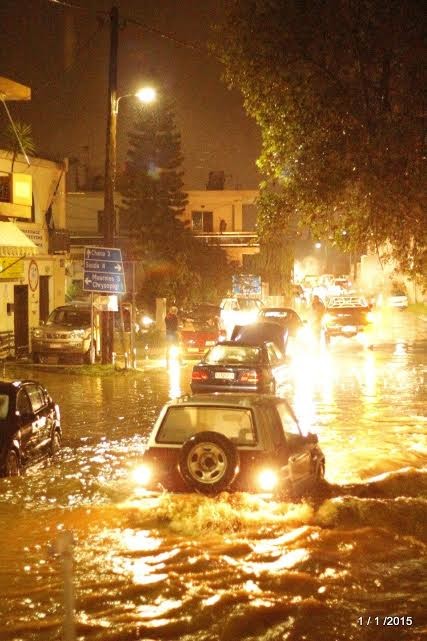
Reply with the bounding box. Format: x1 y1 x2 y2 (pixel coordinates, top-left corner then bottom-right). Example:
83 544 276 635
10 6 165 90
1 121 36 172
119 96 233 306
215 0 426 283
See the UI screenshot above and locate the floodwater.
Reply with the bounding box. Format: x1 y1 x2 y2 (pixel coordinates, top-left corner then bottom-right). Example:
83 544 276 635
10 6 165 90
0 310 426 641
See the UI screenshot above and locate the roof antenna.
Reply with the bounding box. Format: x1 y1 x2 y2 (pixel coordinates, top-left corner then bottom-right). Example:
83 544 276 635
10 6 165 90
0 95 31 166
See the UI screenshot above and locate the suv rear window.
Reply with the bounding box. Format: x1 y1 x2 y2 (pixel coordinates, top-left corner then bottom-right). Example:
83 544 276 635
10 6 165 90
156 406 256 445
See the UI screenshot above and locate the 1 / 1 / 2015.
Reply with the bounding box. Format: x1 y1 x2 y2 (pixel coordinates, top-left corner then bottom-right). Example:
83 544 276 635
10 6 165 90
357 616 413 626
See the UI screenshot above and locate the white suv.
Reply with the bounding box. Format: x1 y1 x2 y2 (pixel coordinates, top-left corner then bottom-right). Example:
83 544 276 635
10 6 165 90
220 297 263 338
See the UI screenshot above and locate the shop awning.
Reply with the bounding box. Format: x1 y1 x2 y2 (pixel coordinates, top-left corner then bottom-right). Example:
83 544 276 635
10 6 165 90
0 221 38 256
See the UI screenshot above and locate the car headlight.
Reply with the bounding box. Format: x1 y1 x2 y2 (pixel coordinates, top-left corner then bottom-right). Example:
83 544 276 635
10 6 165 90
257 469 279 492
367 311 375 322
32 329 43 338
133 464 152 486
323 313 334 324
142 316 154 327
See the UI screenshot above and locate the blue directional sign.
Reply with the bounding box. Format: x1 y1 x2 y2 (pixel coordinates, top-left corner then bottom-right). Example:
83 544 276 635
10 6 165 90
83 246 126 294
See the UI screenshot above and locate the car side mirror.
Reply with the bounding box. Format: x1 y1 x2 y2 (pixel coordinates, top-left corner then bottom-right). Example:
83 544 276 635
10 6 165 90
306 432 318 444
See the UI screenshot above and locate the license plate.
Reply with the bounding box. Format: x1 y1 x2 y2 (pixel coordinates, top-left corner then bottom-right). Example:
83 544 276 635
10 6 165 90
342 326 356 333
214 372 235 380
48 343 61 348
205 341 215 346
188 347 199 353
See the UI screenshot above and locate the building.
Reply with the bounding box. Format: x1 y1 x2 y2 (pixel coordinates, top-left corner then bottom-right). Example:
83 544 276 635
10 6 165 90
65 186 260 292
0 150 68 358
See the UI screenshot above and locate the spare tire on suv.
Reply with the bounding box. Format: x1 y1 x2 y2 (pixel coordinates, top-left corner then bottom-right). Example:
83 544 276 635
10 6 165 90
178 431 240 495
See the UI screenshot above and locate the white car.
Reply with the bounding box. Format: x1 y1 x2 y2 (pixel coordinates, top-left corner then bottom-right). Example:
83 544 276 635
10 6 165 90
220 297 263 338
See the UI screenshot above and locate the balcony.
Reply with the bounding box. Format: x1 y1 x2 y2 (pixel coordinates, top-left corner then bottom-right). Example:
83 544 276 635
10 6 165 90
193 231 259 247
48 228 70 253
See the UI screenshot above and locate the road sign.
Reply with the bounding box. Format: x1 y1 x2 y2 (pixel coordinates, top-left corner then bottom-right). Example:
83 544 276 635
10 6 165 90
83 246 126 294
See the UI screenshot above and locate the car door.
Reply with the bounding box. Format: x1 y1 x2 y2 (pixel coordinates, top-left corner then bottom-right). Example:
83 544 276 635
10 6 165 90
16 388 37 465
24 384 52 457
275 401 312 488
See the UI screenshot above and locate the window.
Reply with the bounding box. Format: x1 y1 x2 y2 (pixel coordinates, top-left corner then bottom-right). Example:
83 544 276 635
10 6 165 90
276 401 301 436
205 344 261 365
0 394 10 419
266 342 282 365
17 390 32 416
192 211 213 233
157 406 256 445
26 385 45 414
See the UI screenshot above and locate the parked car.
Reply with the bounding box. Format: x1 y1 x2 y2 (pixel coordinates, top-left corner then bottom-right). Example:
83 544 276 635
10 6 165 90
258 308 305 337
32 302 131 363
0 379 61 476
180 319 223 358
220 297 263 338
323 295 374 346
32 302 95 363
191 341 286 394
231 320 289 355
133 394 325 496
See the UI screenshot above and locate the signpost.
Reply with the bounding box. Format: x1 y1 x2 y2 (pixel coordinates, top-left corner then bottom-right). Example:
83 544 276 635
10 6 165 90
83 247 126 294
83 247 126 364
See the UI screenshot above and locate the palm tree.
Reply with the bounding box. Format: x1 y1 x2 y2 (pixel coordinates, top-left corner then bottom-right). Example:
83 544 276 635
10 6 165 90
2 121 36 172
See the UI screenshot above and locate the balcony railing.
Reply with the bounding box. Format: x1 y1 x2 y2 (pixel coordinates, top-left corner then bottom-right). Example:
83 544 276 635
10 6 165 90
192 231 259 247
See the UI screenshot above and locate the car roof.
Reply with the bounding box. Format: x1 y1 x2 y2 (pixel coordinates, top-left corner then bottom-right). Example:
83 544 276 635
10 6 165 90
0 379 40 392
261 307 295 313
163 393 284 409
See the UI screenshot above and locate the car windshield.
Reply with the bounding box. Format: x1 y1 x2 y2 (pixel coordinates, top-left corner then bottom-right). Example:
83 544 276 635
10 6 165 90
156 406 256 445
0 393 10 419
46 308 91 327
205 345 261 365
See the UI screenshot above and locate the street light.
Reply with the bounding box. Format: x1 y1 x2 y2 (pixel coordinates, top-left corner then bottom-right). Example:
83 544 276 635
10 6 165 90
114 86 157 114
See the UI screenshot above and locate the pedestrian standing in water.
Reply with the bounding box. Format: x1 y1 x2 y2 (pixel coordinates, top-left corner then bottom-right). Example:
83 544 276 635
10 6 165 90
311 295 325 341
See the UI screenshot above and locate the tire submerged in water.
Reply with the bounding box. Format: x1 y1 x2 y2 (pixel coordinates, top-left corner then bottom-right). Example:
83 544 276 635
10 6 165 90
178 431 240 495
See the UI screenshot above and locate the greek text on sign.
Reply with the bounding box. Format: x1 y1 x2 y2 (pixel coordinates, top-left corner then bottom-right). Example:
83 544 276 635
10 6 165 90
83 246 126 294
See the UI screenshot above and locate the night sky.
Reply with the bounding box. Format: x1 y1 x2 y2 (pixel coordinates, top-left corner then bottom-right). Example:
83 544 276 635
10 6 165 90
0 0 261 189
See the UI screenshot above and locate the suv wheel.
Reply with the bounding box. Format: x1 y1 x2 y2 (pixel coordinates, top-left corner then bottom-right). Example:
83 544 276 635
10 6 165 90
178 431 240 495
4 449 20 476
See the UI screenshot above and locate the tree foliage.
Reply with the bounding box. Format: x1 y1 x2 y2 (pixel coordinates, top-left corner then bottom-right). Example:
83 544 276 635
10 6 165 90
215 0 426 281
1 121 36 171
119 96 233 307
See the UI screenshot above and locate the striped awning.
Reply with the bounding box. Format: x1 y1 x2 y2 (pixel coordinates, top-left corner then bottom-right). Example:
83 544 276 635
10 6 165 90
0 221 38 256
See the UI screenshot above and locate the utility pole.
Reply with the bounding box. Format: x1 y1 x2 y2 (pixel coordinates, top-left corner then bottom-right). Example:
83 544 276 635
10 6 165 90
102 5 119 364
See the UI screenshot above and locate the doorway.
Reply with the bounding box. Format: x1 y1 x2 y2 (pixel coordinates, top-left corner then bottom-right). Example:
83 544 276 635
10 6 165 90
14 285 29 358
39 275 50 322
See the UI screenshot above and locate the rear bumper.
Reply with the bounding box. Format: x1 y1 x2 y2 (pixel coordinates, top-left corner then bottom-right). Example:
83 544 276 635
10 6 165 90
191 383 263 393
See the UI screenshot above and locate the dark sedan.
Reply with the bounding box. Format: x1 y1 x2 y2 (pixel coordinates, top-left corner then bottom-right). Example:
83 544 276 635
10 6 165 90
191 341 286 394
0 380 61 476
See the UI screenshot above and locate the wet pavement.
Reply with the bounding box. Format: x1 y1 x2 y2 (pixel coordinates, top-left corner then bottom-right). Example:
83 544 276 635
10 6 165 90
0 309 426 640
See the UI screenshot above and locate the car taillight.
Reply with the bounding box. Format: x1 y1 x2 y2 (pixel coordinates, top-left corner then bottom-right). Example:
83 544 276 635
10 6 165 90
239 370 260 383
192 370 209 381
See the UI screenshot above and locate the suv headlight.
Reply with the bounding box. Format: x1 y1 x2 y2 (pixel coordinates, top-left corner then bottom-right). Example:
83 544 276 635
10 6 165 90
32 329 43 338
257 468 279 492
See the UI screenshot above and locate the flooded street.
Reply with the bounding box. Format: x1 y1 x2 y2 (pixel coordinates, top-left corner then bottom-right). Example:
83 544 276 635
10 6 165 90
1 311 426 641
